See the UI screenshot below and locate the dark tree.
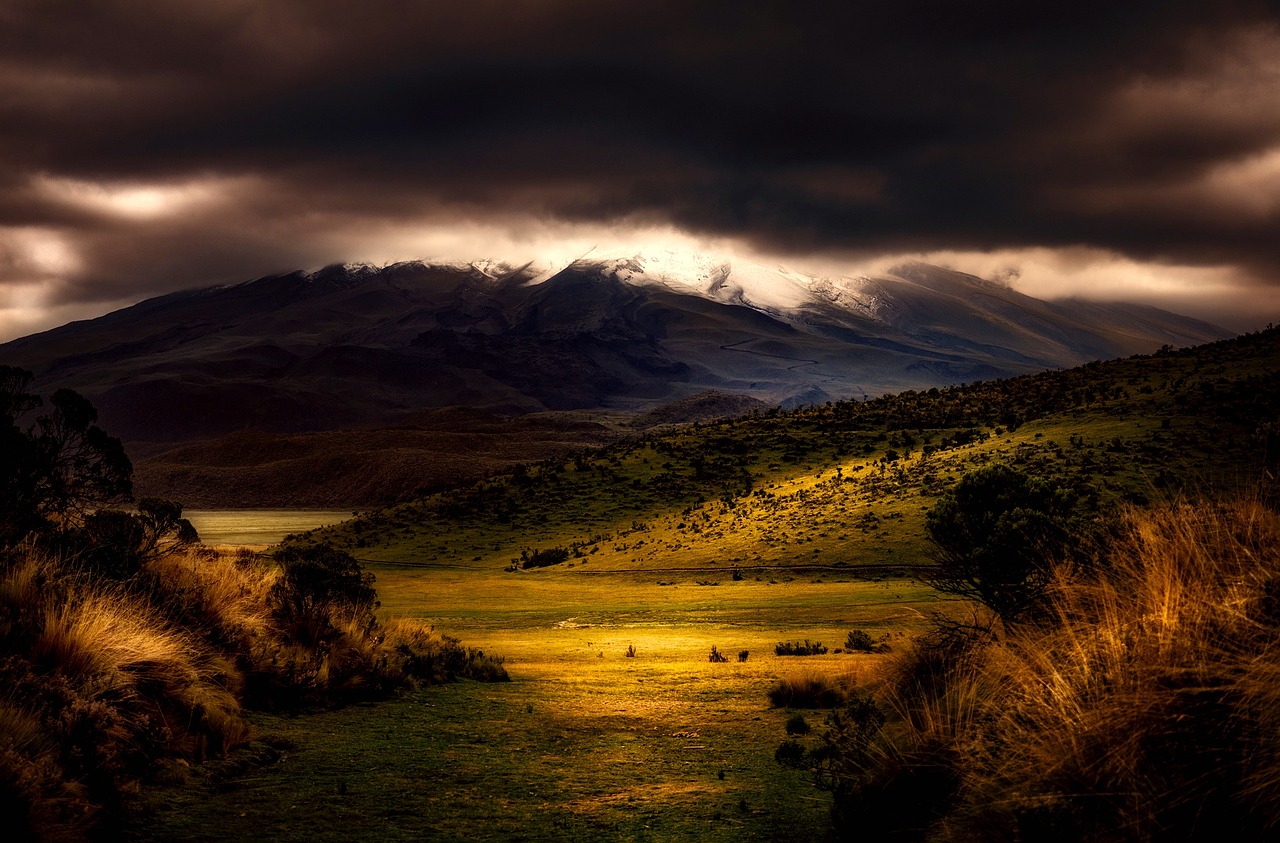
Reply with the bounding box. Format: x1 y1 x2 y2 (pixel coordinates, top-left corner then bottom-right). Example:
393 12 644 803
923 463 1089 623
0 367 132 547
66 497 199 579
270 544 378 642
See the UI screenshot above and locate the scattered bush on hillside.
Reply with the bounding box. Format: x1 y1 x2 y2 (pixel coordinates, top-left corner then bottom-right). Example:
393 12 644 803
709 645 729 662
519 546 570 569
783 497 1280 840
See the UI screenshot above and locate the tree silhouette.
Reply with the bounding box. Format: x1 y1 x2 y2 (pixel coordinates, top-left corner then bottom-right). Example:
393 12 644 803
923 463 1087 623
1 366 132 547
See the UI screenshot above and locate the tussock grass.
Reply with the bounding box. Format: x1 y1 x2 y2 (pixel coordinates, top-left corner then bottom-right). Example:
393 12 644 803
0 544 505 838
768 668 858 708
955 498 1280 839
147 548 279 649
824 497 1280 840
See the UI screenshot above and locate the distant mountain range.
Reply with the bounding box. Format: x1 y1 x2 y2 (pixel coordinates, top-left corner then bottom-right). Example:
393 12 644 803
0 251 1228 449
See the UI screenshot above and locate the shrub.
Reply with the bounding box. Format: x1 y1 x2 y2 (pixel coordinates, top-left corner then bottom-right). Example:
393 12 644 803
785 713 811 735
767 672 848 708
776 640 828 656
269 544 377 648
738 650 750 662
923 463 1095 623
625 644 636 658
844 630 877 652
519 546 570 569
775 740 805 764
379 619 509 687
709 645 729 663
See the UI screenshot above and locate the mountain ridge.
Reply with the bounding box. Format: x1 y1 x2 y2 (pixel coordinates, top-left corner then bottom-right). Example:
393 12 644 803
0 253 1230 450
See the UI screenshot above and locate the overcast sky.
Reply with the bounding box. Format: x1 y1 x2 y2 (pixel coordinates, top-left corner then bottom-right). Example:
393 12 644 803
3 0 1280 341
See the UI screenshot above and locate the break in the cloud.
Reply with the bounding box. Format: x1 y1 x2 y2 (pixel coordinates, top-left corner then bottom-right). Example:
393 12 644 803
2 0 1280 340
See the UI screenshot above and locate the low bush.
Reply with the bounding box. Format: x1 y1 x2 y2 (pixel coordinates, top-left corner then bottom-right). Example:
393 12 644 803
776 640 828 656
767 672 848 708
843 630 877 652
709 645 729 663
785 713 811 735
519 546 570 569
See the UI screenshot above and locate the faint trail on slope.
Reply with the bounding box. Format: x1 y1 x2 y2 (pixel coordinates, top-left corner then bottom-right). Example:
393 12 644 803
719 338 864 394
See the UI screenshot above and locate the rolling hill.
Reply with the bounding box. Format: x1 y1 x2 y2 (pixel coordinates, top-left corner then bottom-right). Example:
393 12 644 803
295 327 1280 572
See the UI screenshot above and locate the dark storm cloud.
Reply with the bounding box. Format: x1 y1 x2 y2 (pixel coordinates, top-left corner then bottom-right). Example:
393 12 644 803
2 0 1280 332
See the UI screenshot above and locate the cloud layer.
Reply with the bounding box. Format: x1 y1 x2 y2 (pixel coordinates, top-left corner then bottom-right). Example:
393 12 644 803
3 0 1280 338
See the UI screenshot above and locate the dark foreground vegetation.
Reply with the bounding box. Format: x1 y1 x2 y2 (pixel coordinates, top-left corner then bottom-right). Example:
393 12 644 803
0 367 505 840
761 332 1280 839
780 493 1280 840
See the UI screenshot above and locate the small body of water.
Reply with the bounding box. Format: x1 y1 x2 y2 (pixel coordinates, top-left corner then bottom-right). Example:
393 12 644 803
184 509 355 547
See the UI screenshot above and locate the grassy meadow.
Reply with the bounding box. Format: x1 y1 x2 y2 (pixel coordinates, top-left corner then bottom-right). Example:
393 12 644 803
307 330 1278 578
131 568 949 841
123 329 1280 840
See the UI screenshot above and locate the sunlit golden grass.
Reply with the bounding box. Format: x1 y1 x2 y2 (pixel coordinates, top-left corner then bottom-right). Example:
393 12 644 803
2 541 513 837
963 498 1280 835
843 496 1280 839
148 548 279 645
32 570 250 753
37 589 197 684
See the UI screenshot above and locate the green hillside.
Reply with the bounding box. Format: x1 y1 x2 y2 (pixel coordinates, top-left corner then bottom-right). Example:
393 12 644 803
298 328 1280 574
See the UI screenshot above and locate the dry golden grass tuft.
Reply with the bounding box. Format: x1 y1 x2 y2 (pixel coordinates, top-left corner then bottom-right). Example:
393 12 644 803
148 548 279 646
955 498 1280 838
832 496 1280 840
768 667 864 709
1 543 503 838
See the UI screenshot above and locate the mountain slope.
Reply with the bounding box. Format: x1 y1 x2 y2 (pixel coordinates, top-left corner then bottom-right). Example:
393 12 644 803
0 253 1229 448
297 327 1280 571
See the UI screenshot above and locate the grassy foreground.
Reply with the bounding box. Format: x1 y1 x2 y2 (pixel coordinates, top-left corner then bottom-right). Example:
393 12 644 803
772 495 1280 840
127 568 948 840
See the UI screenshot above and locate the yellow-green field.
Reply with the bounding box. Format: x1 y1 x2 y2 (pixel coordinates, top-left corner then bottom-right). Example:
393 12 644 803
131 568 950 841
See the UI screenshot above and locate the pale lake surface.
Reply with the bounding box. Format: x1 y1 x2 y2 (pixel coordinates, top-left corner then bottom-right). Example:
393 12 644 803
184 509 355 547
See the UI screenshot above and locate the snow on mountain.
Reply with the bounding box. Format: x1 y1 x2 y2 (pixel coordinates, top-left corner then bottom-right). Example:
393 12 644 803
532 247 882 324
0 249 1233 446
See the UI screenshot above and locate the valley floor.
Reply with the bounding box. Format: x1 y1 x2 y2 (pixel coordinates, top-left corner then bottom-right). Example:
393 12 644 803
127 570 947 841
